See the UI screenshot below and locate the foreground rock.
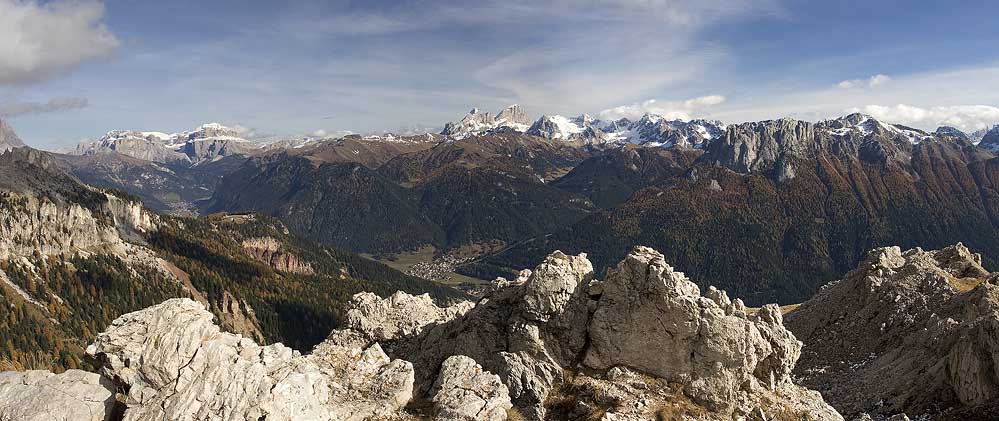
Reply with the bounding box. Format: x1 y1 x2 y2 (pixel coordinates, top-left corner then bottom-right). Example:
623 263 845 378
787 244 999 419
0 369 114 421
332 247 840 420
87 298 415 421
432 355 512 421
0 246 840 420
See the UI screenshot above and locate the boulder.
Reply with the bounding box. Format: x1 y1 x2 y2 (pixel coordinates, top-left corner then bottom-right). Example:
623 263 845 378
87 298 415 421
432 355 512 421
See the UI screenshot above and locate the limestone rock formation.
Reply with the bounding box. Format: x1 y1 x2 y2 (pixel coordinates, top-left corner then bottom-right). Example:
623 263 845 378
86 298 416 421
787 244 999 419
0 369 115 421
332 247 839 420
432 355 512 421
242 236 315 274
495 104 531 127
0 118 25 152
341 291 473 343
75 130 190 163
584 247 807 412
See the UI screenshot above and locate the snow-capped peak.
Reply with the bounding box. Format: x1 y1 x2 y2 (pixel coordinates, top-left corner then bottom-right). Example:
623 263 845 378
979 125 999 152
824 113 931 144
440 105 532 138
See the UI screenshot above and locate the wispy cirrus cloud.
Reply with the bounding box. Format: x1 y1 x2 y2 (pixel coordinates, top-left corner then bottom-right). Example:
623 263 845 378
0 96 89 117
0 0 119 85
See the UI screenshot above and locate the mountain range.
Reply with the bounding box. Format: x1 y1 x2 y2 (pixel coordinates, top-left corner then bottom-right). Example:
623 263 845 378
5 110 999 419
8 108 999 307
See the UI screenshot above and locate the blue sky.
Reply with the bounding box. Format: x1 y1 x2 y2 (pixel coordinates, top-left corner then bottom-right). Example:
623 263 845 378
3 0 999 149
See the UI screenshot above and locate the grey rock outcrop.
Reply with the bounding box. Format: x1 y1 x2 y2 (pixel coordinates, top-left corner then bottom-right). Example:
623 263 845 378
432 355 512 421
584 247 808 412
87 298 416 421
441 108 496 137
495 104 531 126
75 130 190 163
341 291 473 343
441 106 533 138
332 247 839 420
787 243 999 418
0 369 115 421
242 237 315 275
0 118 24 152
702 113 931 174
979 125 999 153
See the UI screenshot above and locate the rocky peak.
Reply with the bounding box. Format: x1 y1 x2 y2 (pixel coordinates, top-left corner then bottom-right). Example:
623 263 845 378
441 105 532 138
186 122 242 141
328 246 840 420
626 115 725 148
979 125 999 152
787 243 998 418
526 114 605 143
495 104 530 126
0 118 25 152
77 130 191 163
935 126 970 141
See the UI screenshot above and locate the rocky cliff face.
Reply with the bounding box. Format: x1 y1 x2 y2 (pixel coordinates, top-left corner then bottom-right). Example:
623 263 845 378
242 236 315 274
787 244 999 419
76 130 191 163
702 113 935 175
0 118 24 152
979 125 999 153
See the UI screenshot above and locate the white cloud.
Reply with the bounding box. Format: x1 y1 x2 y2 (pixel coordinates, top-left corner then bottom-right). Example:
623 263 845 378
869 74 891 87
837 74 891 89
0 0 119 85
0 96 88 116
598 95 726 120
849 104 999 133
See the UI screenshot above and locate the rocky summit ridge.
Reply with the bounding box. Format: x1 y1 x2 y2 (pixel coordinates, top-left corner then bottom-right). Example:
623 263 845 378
0 246 842 420
787 243 999 419
73 122 260 165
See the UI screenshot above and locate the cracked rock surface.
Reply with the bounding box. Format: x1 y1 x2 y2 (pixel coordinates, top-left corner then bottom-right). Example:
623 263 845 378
432 355 512 421
788 244 999 419
0 369 115 421
333 247 840 420
86 298 415 421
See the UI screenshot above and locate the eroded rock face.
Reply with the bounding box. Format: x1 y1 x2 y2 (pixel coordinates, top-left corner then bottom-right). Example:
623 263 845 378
0 369 115 421
787 243 999 418
584 247 798 410
333 247 839 420
432 355 512 421
86 298 415 421
242 237 315 275
342 291 473 343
